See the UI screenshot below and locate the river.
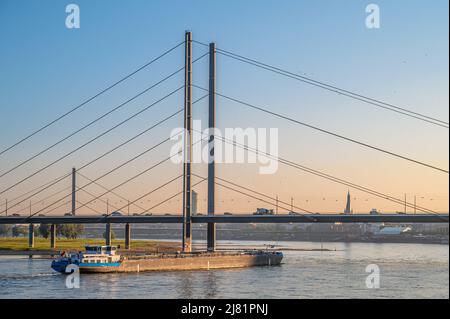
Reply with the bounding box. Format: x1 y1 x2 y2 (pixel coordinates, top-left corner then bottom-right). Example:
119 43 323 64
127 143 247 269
0 241 448 298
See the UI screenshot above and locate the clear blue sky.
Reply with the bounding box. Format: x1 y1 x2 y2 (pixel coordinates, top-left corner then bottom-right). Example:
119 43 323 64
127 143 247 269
0 0 448 214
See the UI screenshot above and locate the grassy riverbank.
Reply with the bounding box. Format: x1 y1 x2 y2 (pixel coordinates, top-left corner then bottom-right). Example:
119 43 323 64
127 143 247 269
0 237 179 253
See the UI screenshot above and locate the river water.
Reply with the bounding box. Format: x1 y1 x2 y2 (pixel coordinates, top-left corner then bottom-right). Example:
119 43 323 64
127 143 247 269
0 241 448 299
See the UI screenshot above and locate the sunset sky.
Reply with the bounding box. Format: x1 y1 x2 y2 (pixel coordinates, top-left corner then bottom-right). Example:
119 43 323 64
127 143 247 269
0 0 448 215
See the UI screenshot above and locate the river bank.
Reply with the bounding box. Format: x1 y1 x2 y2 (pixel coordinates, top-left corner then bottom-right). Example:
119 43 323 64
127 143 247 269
0 237 179 256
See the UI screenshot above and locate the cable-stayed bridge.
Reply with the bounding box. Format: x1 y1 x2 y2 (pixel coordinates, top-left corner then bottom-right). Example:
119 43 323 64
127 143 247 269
0 32 448 252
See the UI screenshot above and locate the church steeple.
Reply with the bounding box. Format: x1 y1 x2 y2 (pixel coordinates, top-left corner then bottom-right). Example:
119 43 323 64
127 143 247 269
344 190 352 214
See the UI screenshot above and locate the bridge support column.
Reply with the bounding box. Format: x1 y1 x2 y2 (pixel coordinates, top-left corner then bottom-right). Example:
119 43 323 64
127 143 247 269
28 224 34 248
125 223 131 250
207 42 216 252
71 167 76 215
50 224 56 248
105 223 111 246
182 31 193 253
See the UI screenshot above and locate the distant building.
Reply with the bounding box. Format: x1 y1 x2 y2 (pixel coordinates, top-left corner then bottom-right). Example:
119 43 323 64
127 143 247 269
344 190 352 214
373 225 412 235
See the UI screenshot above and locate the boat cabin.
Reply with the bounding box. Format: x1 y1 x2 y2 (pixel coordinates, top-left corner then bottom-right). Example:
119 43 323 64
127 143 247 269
78 245 121 264
85 245 118 256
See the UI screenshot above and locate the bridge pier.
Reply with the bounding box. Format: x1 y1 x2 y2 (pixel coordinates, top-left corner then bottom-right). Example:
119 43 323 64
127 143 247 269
71 167 76 215
182 31 193 253
207 41 216 252
28 224 34 248
105 223 111 246
50 224 56 248
125 223 131 250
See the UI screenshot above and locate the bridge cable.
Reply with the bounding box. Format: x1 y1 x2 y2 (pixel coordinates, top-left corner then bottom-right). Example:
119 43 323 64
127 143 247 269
137 178 207 216
25 129 208 219
193 40 448 128
201 129 445 217
0 52 208 179
0 103 194 215
214 175 316 215
11 185 72 215
0 41 185 157
194 85 448 174
212 179 305 217
4 172 70 204
0 67 184 179
77 187 121 212
0 86 184 196
25 137 176 219
35 194 72 216
76 200 103 216
97 174 183 219
93 135 210 219
191 173 316 221
0 173 71 216
76 172 147 212
92 175 184 222
30 187 111 217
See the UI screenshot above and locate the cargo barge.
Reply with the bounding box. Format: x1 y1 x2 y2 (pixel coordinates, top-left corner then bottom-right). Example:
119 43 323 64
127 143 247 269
51 245 283 273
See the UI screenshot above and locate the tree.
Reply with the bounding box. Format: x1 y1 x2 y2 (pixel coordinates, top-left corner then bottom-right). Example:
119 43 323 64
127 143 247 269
57 224 84 239
0 224 11 236
12 225 27 237
103 229 116 240
38 224 50 238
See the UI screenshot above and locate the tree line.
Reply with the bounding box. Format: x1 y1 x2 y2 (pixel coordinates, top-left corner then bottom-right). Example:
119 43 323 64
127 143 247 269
0 224 84 239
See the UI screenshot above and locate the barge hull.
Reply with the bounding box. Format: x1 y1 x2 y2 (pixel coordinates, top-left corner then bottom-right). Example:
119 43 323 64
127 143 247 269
79 252 282 273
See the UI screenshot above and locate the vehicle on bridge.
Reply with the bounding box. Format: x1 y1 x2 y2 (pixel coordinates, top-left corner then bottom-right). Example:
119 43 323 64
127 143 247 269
111 211 122 216
253 208 274 215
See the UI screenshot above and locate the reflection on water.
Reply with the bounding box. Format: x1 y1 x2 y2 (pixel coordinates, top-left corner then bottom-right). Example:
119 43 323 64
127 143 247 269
0 241 448 299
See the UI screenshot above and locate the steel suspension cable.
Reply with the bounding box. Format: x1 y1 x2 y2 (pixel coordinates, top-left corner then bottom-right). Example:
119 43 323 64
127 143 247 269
194 85 448 174
137 177 207 216
27 137 176 219
0 41 185 157
76 172 147 212
0 52 209 179
193 40 448 128
0 67 185 179
191 173 316 220
0 105 188 215
0 86 184 196
201 129 443 216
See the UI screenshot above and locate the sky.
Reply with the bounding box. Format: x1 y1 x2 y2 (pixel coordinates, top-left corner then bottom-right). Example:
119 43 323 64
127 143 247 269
0 0 448 215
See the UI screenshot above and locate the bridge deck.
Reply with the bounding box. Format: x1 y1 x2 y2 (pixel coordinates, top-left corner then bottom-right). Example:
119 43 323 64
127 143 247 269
0 214 448 224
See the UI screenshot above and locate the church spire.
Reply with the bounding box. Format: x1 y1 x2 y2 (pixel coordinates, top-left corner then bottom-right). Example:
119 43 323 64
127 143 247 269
344 190 352 214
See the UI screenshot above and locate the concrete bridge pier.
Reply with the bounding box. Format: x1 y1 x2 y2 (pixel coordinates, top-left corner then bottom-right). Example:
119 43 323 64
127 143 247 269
28 224 34 248
125 223 131 250
105 223 112 246
50 224 56 248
